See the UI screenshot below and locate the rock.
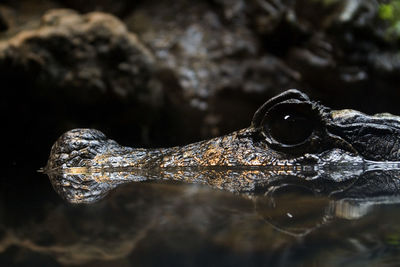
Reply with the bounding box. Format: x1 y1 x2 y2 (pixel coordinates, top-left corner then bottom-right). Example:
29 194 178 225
126 1 256 98
0 0 63 36
0 9 156 103
0 9 171 173
125 0 301 135
0 10 9 32
210 0 400 114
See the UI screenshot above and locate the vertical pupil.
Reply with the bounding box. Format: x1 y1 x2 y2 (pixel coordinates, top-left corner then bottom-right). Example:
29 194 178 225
266 111 314 145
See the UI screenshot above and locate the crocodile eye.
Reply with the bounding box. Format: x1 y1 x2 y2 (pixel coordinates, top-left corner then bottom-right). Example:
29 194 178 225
263 104 314 146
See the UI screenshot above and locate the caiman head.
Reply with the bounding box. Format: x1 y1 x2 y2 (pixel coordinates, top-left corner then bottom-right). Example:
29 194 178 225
45 90 400 203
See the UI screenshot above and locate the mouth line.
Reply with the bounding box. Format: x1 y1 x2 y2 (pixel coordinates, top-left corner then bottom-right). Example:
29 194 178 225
43 165 307 175
43 160 400 176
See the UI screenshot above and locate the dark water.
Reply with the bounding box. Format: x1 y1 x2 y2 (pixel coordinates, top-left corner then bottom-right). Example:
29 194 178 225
1 169 400 267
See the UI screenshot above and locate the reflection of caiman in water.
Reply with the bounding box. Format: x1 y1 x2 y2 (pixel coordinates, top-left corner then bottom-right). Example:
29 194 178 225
2 182 400 266
44 89 400 203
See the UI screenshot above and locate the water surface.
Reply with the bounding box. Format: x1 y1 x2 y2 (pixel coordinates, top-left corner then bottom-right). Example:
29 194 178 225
1 169 400 267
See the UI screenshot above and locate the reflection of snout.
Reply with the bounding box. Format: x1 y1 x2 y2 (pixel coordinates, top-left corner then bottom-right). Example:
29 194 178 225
47 172 118 204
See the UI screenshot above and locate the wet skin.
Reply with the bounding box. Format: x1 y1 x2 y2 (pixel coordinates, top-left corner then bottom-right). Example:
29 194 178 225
45 90 400 203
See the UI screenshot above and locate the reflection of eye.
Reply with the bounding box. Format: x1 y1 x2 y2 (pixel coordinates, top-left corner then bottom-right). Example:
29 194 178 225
263 105 315 146
255 184 328 236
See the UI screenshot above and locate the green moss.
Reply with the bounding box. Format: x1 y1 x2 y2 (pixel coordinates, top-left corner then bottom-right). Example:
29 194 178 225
386 233 400 246
379 1 400 39
379 4 394 20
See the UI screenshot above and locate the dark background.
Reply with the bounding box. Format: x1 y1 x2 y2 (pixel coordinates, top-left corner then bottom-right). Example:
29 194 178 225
1 0 400 265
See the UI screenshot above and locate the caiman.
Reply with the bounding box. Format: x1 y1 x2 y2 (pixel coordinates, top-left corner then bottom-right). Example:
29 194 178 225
44 89 400 203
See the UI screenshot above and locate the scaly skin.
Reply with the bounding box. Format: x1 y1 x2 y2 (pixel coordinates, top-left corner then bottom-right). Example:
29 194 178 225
45 90 400 203
45 127 311 203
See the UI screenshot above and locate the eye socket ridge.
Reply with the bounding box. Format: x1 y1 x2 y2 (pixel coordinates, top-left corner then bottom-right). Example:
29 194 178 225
260 102 319 148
